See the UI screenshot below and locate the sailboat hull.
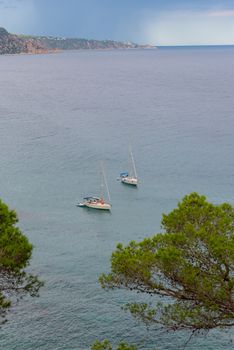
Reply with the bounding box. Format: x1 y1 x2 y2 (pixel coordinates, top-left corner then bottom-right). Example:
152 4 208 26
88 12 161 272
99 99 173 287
121 176 138 186
85 202 111 210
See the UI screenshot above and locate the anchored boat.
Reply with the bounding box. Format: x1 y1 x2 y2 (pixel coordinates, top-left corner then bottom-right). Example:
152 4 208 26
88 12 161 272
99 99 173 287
120 147 138 186
78 165 111 210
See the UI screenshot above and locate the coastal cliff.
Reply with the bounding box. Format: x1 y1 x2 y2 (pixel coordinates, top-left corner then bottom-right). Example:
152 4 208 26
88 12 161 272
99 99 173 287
0 27 49 54
0 27 154 55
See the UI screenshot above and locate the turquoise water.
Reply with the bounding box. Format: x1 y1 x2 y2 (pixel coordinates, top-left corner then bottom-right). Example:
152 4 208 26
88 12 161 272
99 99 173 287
0 48 233 349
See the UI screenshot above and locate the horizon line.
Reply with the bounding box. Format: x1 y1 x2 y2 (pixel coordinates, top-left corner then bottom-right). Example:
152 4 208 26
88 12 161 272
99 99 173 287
157 44 234 47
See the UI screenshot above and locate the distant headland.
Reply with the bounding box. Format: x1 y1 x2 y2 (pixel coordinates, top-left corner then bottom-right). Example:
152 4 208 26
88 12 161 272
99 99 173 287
0 27 155 55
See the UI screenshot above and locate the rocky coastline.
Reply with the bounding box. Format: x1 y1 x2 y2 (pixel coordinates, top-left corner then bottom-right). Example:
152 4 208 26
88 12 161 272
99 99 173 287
0 27 155 55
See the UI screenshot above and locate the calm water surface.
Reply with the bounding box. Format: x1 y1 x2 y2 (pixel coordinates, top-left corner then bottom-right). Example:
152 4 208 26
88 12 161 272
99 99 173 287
0 48 234 349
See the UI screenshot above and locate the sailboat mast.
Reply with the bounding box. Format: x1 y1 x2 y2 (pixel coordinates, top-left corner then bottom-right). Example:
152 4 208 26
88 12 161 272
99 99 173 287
101 162 111 203
100 171 104 199
129 146 137 178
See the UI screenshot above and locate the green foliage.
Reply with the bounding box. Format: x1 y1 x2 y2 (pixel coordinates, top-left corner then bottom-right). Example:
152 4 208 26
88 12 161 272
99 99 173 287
91 340 137 350
0 199 43 323
92 340 112 350
100 193 234 331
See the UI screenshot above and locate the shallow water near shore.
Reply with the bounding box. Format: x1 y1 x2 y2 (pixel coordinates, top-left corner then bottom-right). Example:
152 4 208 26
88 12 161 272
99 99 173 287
0 47 234 349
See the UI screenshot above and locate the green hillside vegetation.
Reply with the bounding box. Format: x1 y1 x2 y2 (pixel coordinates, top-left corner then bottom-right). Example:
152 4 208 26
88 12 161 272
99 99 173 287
96 193 234 348
0 198 43 323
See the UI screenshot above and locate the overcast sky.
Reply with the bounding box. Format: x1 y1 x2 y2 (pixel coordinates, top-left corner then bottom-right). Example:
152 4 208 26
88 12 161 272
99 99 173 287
0 0 234 45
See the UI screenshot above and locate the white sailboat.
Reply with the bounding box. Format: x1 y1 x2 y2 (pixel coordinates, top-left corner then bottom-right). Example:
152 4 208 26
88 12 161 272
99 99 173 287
120 147 138 186
78 164 111 210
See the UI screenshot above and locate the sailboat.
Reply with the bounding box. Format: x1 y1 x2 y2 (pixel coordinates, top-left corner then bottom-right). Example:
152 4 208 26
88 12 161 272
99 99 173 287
78 164 111 210
120 147 138 186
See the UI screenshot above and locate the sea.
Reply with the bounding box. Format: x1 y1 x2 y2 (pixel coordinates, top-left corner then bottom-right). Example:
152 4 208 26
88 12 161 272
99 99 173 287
0 47 233 349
